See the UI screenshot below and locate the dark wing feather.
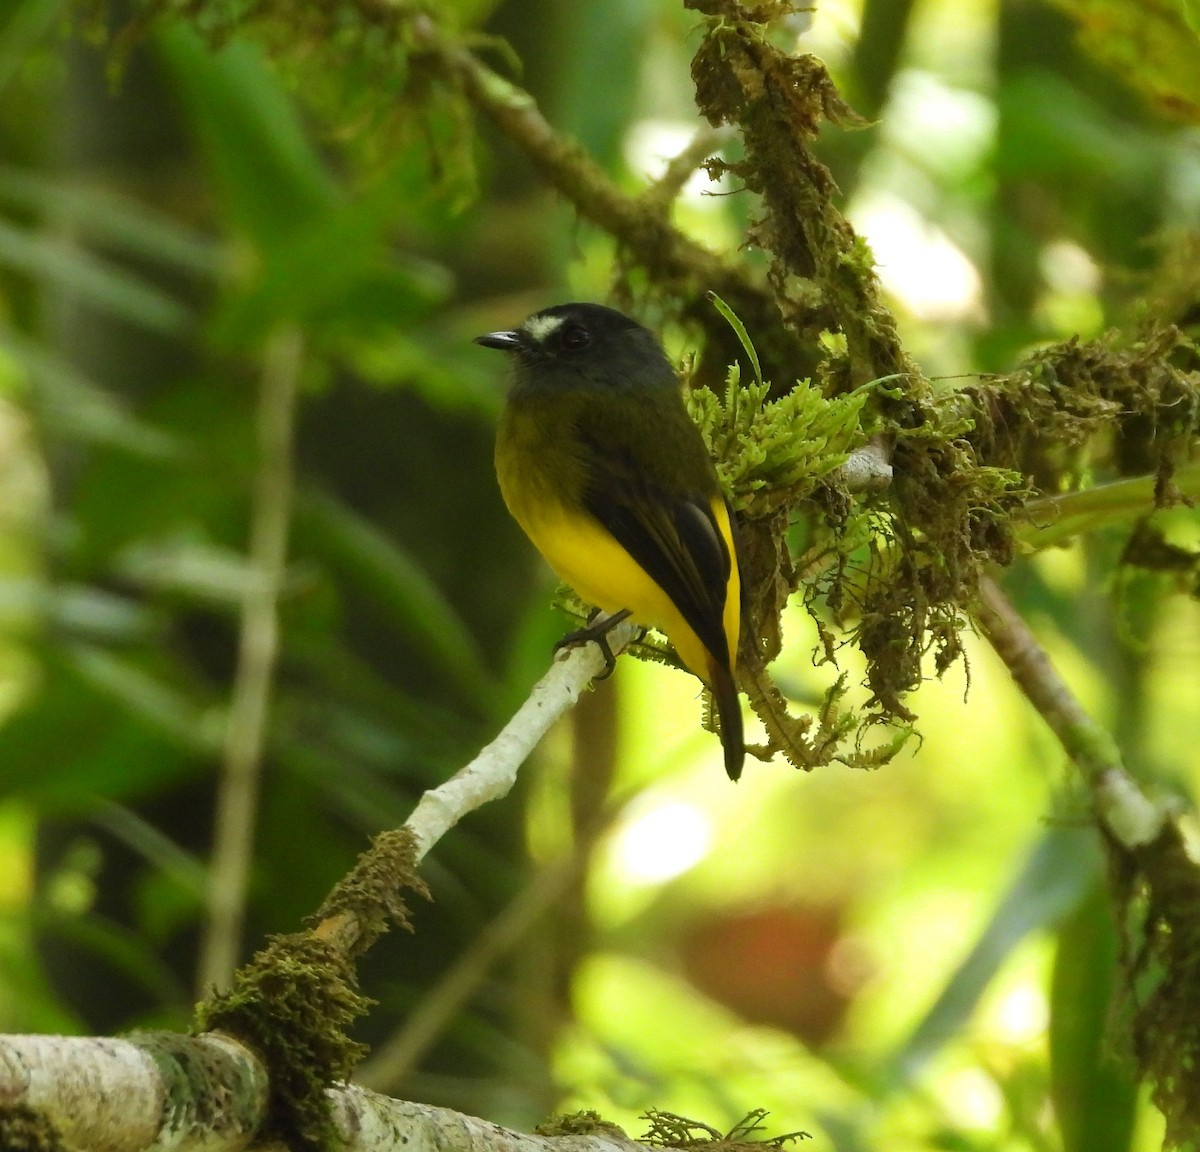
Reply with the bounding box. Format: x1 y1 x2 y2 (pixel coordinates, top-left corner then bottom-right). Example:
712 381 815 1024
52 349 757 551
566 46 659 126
576 413 745 778
578 440 733 668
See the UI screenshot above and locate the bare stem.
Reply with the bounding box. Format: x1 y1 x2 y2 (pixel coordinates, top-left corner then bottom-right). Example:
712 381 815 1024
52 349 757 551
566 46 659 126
197 324 304 994
1017 460 1200 550
641 126 730 209
974 576 1165 848
405 623 636 861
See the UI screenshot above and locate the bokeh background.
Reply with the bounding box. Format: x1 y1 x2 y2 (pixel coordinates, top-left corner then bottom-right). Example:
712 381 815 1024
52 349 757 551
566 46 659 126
1 0 1199 1149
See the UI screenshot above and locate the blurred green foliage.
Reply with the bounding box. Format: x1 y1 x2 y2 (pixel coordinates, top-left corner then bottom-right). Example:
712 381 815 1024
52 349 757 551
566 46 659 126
0 0 1197 1149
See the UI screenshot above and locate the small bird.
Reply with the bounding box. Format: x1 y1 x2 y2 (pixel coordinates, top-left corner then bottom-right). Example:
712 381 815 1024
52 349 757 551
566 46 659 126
476 302 745 780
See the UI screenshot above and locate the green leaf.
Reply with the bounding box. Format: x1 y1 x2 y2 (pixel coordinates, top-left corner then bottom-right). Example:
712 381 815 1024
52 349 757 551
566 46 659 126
0 219 192 333
707 290 763 387
33 905 189 1014
159 25 451 344
91 800 208 901
1050 882 1138 1152
159 26 336 243
554 0 650 168
0 579 158 643
0 164 221 276
299 491 501 713
63 643 222 754
0 326 181 457
0 652 204 805
113 536 273 605
1047 0 1200 123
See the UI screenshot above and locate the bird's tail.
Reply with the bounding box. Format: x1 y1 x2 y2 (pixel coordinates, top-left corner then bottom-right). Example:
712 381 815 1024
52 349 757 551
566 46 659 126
708 657 745 782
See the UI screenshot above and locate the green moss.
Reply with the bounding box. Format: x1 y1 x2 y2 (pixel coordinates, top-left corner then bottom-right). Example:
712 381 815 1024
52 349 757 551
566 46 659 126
189 830 429 1150
686 368 869 516
0 1106 66 1152
535 1110 629 1138
640 1108 809 1149
195 934 371 1151
311 826 431 957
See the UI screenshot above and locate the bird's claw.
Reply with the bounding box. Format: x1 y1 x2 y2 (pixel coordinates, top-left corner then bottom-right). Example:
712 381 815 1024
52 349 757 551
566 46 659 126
555 608 631 680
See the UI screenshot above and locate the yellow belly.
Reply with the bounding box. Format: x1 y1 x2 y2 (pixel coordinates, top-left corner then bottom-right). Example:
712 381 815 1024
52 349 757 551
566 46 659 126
513 501 739 685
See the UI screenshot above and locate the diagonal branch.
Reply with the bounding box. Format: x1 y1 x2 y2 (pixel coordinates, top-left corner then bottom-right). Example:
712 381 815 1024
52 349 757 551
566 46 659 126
973 575 1165 845
397 11 822 381
310 621 638 956
974 576 1200 1143
0 626 638 1151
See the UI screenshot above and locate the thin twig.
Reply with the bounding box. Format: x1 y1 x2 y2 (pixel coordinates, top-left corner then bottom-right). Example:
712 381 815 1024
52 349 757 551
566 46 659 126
1016 460 1200 550
405 622 637 862
197 324 304 994
397 11 821 376
641 126 730 209
974 576 1166 848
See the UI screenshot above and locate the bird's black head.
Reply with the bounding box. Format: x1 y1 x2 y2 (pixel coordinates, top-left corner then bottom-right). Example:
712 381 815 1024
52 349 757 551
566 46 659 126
475 302 677 394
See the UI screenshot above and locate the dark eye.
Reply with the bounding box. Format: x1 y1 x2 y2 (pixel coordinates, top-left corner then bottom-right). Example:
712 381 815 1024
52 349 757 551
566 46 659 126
559 323 591 351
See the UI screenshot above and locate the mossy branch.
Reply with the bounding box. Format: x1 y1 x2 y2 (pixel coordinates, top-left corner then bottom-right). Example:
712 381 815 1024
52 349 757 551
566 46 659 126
975 577 1200 1148
396 12 822 383
188 624 636 1149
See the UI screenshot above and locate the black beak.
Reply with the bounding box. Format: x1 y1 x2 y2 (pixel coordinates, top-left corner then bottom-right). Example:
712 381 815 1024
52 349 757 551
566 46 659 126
474 329 521 351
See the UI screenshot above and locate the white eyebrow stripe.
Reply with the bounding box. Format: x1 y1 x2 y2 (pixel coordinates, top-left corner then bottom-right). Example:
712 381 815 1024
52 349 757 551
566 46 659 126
523 314 565 343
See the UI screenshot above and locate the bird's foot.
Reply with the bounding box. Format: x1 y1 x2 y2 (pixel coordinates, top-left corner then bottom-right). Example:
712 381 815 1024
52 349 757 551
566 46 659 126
555 608 633 680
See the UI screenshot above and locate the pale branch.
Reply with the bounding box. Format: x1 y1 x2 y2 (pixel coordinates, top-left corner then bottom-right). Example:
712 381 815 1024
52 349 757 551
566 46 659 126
309 620 638 955
404 621 638 862
974 576 1167 848
0 1032 267 1152
0 1032 649 1152
0 625 640 1151
835 441 893 493
640 126 732 209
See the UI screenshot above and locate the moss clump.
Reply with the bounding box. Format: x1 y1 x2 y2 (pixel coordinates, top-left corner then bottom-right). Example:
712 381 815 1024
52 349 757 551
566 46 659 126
310 826 430 956
190 829 430 1150
967 326 1200 496
681 0 1025 745
535 1110 628 1138
195 934 372 1151
0 1106 66 1152
641 1108 810 1149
